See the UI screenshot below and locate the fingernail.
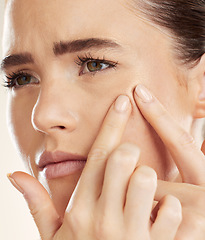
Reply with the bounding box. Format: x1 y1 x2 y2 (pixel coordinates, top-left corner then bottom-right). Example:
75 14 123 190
115 95 130 113
7 173 24 194
135 85 153 103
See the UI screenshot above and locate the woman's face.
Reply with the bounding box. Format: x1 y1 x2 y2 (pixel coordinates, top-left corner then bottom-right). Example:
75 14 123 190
2 0 197 216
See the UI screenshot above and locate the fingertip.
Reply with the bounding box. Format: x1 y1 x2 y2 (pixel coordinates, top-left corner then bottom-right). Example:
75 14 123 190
114 95 131 113
7 171 36 192
159 194 182 222
7 171 47 199
8 172 60 239
134 84 153 103
7 172 24 194
9 171 32 180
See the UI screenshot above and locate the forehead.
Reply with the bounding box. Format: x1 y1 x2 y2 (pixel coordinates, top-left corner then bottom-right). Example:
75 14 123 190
10 0 127 30
2 0 174 72
3 0 136 53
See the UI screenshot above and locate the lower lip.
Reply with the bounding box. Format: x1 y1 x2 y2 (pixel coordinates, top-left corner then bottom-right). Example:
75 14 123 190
42 160 86 179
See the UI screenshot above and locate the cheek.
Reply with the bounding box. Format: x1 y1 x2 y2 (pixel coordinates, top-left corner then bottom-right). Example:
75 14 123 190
131 59 192 128
85 73 166 168
8 90 42 168
81 71 136 122
121 105 178 180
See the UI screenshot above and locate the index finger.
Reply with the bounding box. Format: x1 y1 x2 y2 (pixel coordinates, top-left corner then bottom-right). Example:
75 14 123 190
134 84 205 185
72 95 132 203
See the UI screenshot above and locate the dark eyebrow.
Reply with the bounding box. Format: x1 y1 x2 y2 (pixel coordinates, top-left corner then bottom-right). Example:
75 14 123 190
53 38 121 55
0 53 34 71
0 38 121 71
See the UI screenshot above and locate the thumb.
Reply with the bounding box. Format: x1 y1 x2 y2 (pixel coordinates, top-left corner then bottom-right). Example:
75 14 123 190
8 171 62 240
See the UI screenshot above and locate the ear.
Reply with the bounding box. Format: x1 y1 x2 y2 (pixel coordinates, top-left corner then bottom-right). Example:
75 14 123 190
193 53 205 119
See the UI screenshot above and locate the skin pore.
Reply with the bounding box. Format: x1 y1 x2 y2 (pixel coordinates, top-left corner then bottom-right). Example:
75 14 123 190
2 0 203 219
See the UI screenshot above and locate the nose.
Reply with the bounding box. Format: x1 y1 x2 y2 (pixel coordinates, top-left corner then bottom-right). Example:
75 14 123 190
32 83 78 134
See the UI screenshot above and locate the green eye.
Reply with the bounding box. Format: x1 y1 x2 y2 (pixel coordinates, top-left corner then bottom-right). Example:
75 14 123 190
86 61 109 72
5 72 40 89
16 75 38 86
75 55 118 76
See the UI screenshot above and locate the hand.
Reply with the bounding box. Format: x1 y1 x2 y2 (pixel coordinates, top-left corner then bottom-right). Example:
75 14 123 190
8 95 181 240
134 84 205 239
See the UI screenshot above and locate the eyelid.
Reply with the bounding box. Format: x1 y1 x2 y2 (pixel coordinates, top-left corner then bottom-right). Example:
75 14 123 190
4 69 40 89
76 54 118 66
81 61 112 75
5 69 40 80
75 54 118 75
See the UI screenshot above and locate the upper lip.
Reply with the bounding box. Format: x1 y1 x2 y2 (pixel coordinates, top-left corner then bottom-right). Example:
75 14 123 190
38 151 87 169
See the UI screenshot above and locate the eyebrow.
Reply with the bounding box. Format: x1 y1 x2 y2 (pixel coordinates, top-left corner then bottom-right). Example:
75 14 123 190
0 53 34 71
53 38 121 55
0 38 121 71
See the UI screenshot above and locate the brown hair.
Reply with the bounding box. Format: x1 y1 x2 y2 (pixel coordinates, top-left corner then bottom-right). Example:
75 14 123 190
130 0 205 66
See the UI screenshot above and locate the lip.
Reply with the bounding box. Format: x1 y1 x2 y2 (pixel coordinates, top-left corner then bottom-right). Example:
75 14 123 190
38 151 87 179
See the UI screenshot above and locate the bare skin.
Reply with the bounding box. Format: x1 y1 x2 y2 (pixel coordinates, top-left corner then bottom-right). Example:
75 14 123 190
8 86 205 239
2 0 205 239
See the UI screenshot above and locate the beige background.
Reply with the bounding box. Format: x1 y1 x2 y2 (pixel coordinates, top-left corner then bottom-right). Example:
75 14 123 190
0 1 40 239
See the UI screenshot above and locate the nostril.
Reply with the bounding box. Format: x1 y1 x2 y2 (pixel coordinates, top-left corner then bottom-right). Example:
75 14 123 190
51 126 66 130
32 100 77 133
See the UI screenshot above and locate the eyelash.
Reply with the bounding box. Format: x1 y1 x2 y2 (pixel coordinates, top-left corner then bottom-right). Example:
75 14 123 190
75 53 118 75
3 54 118 88
4 71 33 88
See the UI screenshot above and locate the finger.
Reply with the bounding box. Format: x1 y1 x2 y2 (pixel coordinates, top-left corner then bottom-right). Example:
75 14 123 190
156 181 205 239
155 179 204 205
124 166 157 234
134 84 205 185
8 172 61 240
155 180 188 202
151 195 182 240
99 143 140 215
71 95 132 204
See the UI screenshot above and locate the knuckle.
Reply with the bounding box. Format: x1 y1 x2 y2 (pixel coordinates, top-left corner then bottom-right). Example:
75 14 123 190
94 209 123 240
177 129 195 148
65 206 87 230
162 195 182 223
88 147 109 162
105 118 121 130
65 208 78 227
153 104 168 121
109 145 139 168
95 219 113 240
29 205 40 218
118 142 140 157
29 201 52 220
132 166 157 187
